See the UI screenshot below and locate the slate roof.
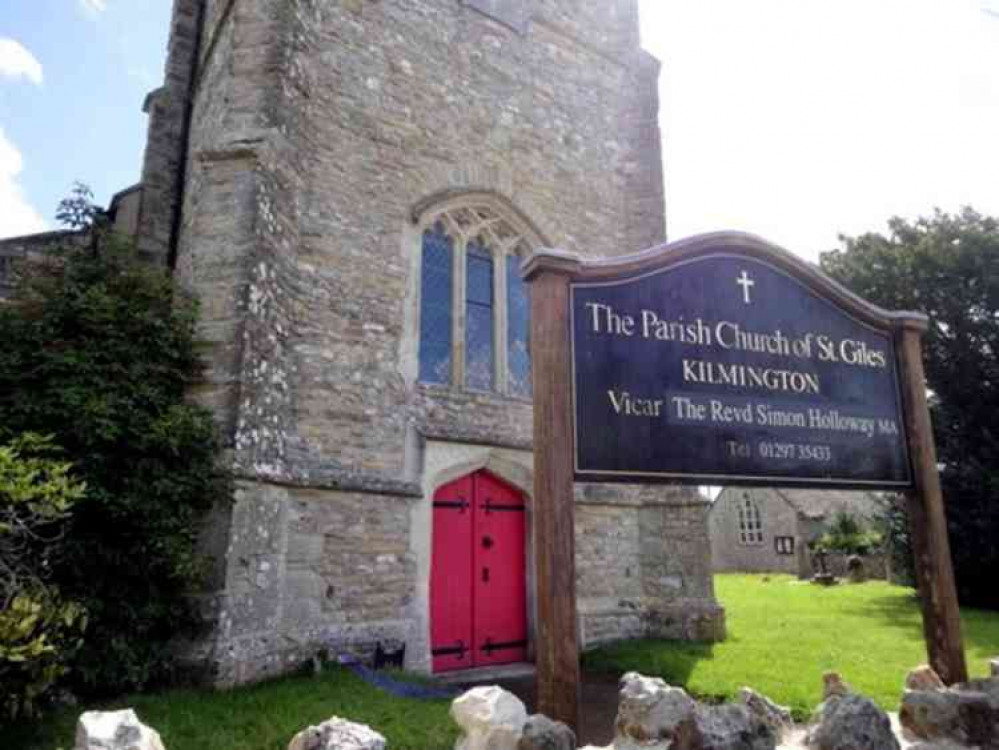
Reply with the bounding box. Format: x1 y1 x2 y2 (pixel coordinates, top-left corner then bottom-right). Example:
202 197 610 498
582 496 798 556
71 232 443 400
774 488 882 521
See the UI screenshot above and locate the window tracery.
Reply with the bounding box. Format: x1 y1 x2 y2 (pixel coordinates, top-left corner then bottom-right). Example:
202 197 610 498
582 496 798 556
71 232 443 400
417 200 537 398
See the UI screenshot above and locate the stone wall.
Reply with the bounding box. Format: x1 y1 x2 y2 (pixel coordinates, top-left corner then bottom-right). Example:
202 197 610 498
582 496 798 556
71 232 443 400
146 0 723 684
212 480 420 687
576 490 645 647
171 0 671 492
709 488 801 575
136 0 204 267
206 473 720 685
0 230 84 300
641 496 725 642
265 0 666 481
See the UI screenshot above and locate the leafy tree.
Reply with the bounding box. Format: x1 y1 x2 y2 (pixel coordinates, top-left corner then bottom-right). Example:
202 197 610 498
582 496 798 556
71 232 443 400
878 493 915 586
0 204 228 695
810 511 882 556
0 433 87 720
55 182 107 233
821 208 999 608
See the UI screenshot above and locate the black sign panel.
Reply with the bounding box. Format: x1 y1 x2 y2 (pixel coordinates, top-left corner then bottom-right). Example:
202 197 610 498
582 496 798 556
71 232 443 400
571 254 912 488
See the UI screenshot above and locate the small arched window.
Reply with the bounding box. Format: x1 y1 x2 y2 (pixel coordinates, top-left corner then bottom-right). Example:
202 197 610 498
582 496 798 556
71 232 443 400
737 494 764 545
416 198 540 398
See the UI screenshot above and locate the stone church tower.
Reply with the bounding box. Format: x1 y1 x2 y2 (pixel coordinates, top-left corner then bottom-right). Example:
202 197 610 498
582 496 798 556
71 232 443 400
130 0 724 685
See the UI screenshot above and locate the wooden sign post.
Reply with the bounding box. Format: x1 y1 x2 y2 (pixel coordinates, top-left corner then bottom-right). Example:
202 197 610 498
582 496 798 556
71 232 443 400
896 322 968 685
524 233 967 729
528 252 583 731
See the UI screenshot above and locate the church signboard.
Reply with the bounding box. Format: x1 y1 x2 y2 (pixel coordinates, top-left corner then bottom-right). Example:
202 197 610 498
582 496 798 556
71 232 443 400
524 232 966 731
570 253 912 487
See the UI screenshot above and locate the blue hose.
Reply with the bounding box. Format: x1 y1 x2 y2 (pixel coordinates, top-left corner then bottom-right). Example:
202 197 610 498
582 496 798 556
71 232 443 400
338 655 460 701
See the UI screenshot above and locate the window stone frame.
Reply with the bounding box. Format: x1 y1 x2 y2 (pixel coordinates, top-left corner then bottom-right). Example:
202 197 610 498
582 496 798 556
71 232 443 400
737 494 764 546
407 193 546 399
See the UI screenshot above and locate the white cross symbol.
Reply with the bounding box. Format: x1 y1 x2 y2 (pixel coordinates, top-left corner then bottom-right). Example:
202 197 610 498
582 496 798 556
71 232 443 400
736 270 755 304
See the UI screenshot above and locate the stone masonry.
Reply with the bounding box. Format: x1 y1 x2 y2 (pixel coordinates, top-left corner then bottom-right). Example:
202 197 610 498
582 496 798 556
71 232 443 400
710 488 804 576
132 0 725 685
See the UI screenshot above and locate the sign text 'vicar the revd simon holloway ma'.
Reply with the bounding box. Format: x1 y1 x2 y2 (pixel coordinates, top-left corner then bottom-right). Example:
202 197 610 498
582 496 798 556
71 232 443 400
570 254 912 488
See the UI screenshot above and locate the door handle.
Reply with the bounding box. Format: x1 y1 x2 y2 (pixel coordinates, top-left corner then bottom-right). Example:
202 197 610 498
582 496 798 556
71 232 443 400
482 567 490 583
482 535 494 549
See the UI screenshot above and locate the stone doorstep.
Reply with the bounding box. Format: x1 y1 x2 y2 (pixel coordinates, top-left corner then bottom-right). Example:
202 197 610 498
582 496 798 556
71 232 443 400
434 662 535 684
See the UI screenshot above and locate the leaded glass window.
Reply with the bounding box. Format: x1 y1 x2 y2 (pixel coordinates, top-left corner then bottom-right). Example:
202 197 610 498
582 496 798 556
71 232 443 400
419 222 454 384
466 239 494 391
737 494 764 545
507 254 531 397
415 199 540 396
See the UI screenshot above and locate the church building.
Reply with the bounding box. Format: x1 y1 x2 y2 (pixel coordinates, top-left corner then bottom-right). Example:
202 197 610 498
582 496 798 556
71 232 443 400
9 0 726 685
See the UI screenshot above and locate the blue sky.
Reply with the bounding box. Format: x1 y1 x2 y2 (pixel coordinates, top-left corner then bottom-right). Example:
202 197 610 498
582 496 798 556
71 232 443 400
0 1 170 233
2 1 998 262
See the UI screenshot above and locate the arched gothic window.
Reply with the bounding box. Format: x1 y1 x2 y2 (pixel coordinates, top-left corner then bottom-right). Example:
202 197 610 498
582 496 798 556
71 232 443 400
417 199 538 398
737 494 764 545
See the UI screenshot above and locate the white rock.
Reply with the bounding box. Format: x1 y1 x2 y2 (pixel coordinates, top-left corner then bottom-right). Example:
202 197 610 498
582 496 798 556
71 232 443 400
452 686 528 750
614 672 696 750
287 716 386 750
74 709 166 750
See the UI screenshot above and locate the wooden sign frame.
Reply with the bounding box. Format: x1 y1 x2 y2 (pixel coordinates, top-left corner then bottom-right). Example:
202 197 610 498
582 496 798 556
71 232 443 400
523 232 968 730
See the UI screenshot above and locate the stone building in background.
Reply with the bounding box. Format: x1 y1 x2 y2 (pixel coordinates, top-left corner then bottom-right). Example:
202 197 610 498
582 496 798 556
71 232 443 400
3 0 725 685
709 487 884 578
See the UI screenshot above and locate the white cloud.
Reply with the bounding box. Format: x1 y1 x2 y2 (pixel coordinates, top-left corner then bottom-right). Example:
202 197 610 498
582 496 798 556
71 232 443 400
0 128 48 239
640 0 999 262
0 38 43 86
79 0 108 15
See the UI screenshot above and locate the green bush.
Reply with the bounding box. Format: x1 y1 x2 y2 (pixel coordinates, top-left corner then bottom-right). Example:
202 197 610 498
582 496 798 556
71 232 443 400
879 493 915 585
0 433 87 721
0 233 228 696
811 511 883 555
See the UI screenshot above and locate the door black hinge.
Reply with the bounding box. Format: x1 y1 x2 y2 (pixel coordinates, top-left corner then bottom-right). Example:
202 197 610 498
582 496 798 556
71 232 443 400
481 638 528 656
482 499 526 514
432 640 467 659
433 498 469 512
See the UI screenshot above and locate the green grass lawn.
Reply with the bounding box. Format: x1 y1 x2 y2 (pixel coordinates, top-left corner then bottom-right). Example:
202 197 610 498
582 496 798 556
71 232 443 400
583 574 999 719
5 667 459 750
8 574 999 747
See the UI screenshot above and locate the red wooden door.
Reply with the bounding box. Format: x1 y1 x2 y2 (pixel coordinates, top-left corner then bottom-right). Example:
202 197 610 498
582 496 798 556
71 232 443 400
430 475 474 672
430 471 527 672
472 472 528 667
